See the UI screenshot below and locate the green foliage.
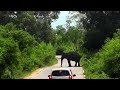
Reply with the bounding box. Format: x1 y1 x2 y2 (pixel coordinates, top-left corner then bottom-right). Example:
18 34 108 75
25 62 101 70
0 37 22 79
55 42 76 55
0 23 57 79
83 30 105 51
0 11 60 44
82 29 120 79
11 30 38 52
102 37 120 78
31 42 56 67
80 11 120 51
54 24 84 55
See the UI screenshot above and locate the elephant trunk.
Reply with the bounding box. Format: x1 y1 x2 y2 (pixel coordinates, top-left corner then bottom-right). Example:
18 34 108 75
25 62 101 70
61 57 63 67
61 52 65 67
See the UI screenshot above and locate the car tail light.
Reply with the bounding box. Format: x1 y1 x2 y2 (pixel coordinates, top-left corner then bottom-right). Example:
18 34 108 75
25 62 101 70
69 75 72 79
49 75 52 79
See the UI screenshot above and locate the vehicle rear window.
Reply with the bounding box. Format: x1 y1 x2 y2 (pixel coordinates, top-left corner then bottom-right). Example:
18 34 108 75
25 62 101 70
52 70 70 76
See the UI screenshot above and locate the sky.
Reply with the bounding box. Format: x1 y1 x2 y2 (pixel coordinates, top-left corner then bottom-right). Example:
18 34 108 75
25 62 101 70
51 11 76 29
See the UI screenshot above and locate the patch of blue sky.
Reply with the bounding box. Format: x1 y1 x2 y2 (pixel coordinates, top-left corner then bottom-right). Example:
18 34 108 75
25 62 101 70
51 11 76 29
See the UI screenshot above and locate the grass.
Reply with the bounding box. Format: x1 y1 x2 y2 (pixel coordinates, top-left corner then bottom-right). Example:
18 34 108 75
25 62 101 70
19 58 58 79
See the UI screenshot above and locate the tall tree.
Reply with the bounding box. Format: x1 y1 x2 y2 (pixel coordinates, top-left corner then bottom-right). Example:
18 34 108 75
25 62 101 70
65 12 85 51
55 25 66 45
0 11 60 43
80 11 120 51
56 25 66 36
33 11 60 24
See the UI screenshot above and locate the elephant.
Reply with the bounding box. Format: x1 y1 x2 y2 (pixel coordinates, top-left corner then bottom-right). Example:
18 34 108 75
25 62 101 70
61 52 81 67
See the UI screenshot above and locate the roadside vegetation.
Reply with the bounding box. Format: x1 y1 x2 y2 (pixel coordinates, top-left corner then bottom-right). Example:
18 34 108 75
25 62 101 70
55 11 120 79
0 23 57 79
81 29 120 79
79 11 120 79
1 11 120 79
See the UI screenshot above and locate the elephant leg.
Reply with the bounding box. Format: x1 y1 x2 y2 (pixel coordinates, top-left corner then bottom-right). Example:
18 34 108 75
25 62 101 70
78 61 80 67
75 61 77 67
68 60 71 67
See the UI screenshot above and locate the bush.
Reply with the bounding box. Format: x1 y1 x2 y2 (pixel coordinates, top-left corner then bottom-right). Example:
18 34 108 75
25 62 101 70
31 42 57 67
0 23 57 79
0 37 22 79
102 38 120 78
82 29 120 79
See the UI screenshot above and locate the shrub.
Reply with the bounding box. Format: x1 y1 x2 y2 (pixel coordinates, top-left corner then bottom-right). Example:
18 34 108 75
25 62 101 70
31 42 56 67
82 29 120 79
0 23 57 79
0 37 22 79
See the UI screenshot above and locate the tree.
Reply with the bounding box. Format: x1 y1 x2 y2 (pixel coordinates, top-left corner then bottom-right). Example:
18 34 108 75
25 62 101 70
55 25 66 45
38 20 52 43
65 26 83 51
56 25 66 36
80 11 120 51
34 11 60 24
0 11 60 25
69 11 85 31
64 12 85 51
0 11 60 44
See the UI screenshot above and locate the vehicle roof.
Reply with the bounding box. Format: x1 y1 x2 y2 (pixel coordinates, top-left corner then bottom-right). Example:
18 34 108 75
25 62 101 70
51 68 71 71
